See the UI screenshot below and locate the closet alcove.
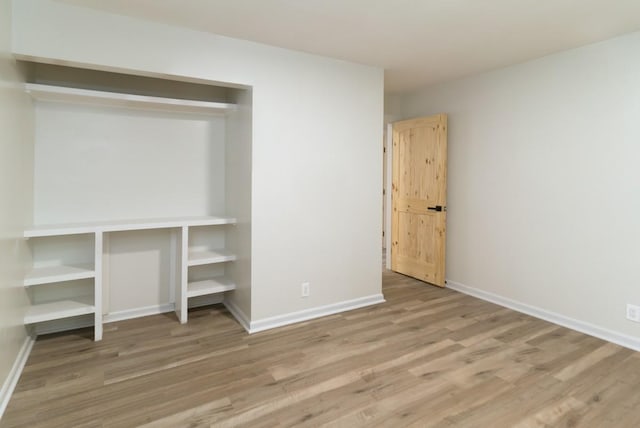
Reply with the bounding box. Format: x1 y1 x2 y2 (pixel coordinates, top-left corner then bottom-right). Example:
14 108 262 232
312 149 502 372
21 62 252 340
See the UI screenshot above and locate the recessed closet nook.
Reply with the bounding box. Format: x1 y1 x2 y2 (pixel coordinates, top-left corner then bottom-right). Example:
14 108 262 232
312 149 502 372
21 62 253 341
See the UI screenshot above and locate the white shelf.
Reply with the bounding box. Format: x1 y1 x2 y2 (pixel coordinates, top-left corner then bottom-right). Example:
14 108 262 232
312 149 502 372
24 296 95 324
24 216 237 237
188 249 236 266
187 277 236 298
24 264 95 287
25 83 236 116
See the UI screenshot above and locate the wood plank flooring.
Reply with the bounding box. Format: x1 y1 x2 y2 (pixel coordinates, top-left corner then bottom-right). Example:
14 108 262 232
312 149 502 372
3 270 640 427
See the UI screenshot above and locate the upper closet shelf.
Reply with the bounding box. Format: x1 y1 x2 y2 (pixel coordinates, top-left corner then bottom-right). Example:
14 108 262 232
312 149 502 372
25 83 236 115
25 216 237 238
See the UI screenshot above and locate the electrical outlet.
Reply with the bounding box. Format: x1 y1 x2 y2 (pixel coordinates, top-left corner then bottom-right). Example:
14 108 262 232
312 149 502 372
626 304 640 322
301 282 310 298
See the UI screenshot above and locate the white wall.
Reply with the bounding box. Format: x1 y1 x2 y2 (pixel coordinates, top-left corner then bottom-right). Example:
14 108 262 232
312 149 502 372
33 103 226 224
31 100 228 317
0 0 31 413
12 0 383 322
398 32 640 341
225 89 252 318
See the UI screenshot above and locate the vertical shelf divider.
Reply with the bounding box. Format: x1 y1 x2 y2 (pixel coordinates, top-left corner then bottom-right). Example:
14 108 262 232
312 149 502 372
175 226 189 324
168 228 177 306
102 232 110 318
94 231 103 341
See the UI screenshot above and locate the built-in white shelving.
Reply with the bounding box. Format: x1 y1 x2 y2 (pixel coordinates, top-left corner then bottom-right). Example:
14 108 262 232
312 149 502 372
24 232 102 340
24 264 95 287
25 216 237 238
188 249 237 266
24 296 95 324
25 217 238 337
25 83 236 116
175 223 238 324
23 64 251 339
187 277 236 298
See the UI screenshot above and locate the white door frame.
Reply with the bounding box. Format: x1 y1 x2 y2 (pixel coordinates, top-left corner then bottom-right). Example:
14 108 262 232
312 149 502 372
384 122 393 270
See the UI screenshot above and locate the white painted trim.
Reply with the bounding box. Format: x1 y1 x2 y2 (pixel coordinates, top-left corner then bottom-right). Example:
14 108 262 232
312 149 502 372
385 122 393 270
0 335 35 419
103 303 175 323
223 298 251 333
34 316 93 335
248 294 386 334
168 229 177 305
24 215 237 238
446 280 640 352
25 83 236 116
35 298 227 334
93 231 103 341
189 294 224 309
102 232 110 315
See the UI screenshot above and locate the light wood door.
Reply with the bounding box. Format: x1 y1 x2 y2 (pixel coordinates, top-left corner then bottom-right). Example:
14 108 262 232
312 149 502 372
391 114 447 286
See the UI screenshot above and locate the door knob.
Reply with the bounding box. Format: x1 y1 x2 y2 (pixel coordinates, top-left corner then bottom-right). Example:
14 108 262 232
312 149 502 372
427 205 445 212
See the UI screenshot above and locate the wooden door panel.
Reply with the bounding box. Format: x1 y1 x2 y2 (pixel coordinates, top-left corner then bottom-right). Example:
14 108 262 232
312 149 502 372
397 126 442 203
391 114 447 287
397 212 436 263
394 257 439 284
396 125 446 203
394 212 446 285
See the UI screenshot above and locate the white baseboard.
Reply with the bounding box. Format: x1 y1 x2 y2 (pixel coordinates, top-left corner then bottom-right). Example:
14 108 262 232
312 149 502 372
248 294 386 334
189 294 224 309
446 279 640 352
103 303 175 323
223 298 251 333
34 315 94 336
34 297 227 335
0 335 35 419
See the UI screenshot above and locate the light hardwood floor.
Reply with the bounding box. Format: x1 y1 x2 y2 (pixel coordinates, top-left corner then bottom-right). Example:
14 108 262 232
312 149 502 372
3 270 640 427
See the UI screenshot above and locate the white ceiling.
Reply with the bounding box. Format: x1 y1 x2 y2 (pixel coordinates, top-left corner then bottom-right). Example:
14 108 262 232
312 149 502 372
58 0 640 93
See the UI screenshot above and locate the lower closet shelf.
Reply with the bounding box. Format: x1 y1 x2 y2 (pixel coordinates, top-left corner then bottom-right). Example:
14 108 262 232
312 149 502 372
24 296 95 324
24 264 95 286
187 277 236 298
